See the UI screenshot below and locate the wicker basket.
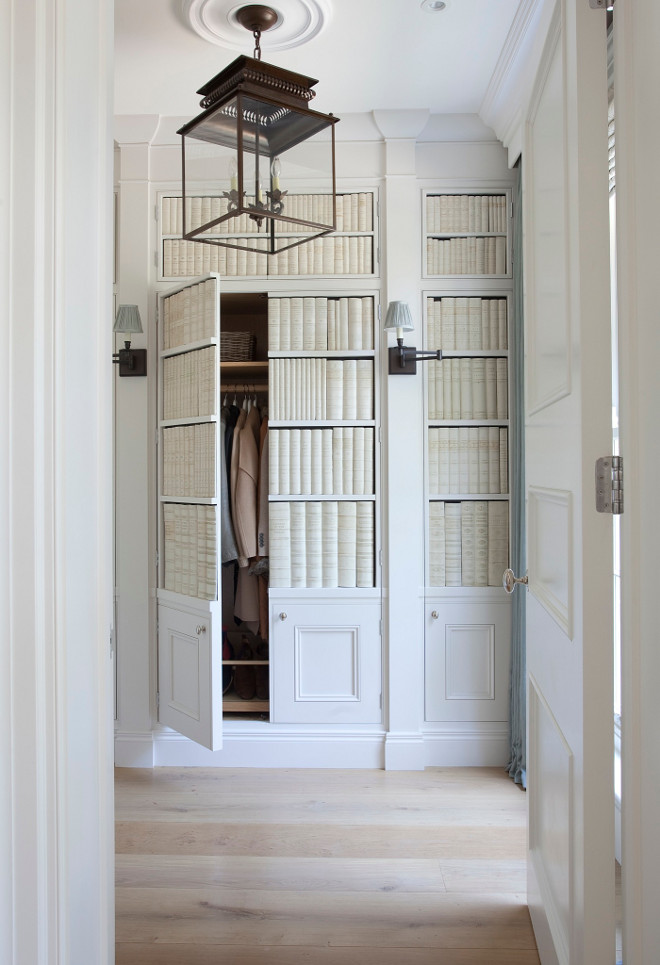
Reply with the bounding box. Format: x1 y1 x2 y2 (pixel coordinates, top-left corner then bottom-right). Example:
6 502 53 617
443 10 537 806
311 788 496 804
220 331 255 361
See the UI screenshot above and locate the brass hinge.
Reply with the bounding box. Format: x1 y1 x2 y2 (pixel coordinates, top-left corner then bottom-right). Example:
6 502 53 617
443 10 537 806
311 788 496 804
595 455 623 514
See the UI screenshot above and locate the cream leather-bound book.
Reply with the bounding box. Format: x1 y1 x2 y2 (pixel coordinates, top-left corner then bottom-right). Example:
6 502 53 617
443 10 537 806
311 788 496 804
461 500 476 587
488 427 501 493
442 359 452 420
348 297 362 350
458 427 470 494
342 360 358 420
364 427 374 494
441 298 455 350
269 502 292 587
342 426 354 496
322 500 339 587
474 500 489 586
332 427 343 495
302 297 316 351
459 357 472 419
338 298 349 350
450 358 461 420
356 360 373 420
300 428 312 495
489 300 499 350
269 429 280 496
322 428 333 494
315 297 328 351
290 502 307 588
437 427 450 494
279 297 291 351
496 358 508 419
326 360 344 421
353 426 365 496
468 297 482 350
455 298 469 351
305 501 323 588
356 501 374 587
427 360 437 420
428 501 445 586
498 299 508 350
448 428 460 494
288 428 301 496
472 357 486 421
338 501 357 588
277 428 290 496
468 427 480 494
477 427 489 494
290 297 304 352
444 502 462 586
487 500 509 586
268 359 278 420
362 296 374 350
500 428 509 495
428 428 439 494
310 429 323 495
327 298 337 351
485 358 497 419
317 359 326 420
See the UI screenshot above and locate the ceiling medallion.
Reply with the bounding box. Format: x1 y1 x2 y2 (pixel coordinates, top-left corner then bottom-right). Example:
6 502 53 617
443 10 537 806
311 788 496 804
182 0 332 52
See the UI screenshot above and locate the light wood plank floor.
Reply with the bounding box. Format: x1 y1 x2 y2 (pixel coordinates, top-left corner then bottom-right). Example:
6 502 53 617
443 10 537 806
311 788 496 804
116 765 539 965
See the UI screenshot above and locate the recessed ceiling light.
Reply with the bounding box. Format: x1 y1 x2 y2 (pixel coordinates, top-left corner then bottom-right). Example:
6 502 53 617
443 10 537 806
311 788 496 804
421 0 448 11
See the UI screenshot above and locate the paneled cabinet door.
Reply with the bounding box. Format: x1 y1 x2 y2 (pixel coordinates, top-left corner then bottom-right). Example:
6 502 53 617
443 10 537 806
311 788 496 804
158 603 223 750
270 600 382 724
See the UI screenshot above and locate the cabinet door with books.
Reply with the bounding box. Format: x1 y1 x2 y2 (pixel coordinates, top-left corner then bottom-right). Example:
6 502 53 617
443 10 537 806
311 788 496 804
423 291 512 734
156 274 223 750
424 191 510 278
266 292 382 725
160 192 376 281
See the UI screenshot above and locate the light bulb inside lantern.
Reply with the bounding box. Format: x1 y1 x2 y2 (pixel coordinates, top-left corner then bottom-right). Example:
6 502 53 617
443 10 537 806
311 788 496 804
271 156 281 191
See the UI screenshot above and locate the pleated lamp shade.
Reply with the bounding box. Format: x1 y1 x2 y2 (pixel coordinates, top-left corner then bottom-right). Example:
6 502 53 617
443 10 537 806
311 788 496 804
383 301 414 339
113 305 143 336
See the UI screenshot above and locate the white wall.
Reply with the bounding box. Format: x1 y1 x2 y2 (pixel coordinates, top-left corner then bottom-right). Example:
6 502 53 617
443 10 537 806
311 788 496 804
1 0 115 962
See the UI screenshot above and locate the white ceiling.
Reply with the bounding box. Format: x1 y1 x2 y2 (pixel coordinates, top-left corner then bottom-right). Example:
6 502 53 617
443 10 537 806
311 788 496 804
114 0 523 122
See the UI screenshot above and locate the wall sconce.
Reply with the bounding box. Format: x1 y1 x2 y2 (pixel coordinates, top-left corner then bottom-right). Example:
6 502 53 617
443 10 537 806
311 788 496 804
384 301 442 374
113 305 147 377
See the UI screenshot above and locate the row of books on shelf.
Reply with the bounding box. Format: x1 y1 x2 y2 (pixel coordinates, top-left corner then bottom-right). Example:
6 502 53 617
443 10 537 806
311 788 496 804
162 424 216 499
269 427 375 497
162 346 216 420
162 278 216 349
269 501 374 589
426 236 507 276
428 427 508 495
161 192 373 237
269 358 373 422
162 503 217 600
429 500 508 588
426 194 507 234
426 296 507 351
268 296 374 352
427 357 508 421
162 235 373 279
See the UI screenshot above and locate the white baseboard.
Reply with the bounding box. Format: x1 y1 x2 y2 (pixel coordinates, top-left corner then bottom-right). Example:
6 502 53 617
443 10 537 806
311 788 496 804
423 723 509 767
115 723 509 769
114 732 155 767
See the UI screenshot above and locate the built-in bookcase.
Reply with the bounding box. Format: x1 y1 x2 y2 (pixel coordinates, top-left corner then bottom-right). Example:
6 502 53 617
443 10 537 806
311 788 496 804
425 295 510 588
267 293 378 591
424 191 510 277
422 189 513 733
159 192 376 280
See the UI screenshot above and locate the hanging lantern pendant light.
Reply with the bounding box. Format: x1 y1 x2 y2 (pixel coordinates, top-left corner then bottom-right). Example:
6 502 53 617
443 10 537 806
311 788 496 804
177 3 339 256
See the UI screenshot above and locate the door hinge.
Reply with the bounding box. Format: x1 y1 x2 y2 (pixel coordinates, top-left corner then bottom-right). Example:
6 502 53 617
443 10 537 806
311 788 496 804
595 455 623 514
589 0 611 8
156 691 160 708
378 618 382 637
155 549 160 568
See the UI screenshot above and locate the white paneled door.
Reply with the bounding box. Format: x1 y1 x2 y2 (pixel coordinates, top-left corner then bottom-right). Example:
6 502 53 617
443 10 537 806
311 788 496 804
523 2 614 963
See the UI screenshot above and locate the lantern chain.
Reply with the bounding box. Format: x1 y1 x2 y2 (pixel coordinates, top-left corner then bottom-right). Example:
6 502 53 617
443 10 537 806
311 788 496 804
253 28 262 60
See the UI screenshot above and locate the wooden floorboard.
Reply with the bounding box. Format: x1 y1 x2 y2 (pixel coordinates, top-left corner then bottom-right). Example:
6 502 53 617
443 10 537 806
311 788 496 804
116 766 539 965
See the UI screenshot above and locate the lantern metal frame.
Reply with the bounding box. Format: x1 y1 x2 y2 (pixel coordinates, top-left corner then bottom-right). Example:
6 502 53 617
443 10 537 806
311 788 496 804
177 12 339 256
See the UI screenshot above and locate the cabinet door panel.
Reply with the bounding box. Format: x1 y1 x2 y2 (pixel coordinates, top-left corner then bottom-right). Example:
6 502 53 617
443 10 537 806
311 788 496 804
271 602 381 723
158 604 222 750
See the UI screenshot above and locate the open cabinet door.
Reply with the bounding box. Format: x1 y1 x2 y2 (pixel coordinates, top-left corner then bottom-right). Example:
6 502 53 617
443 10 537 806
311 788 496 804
156 274 223 752
522 2 614 962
